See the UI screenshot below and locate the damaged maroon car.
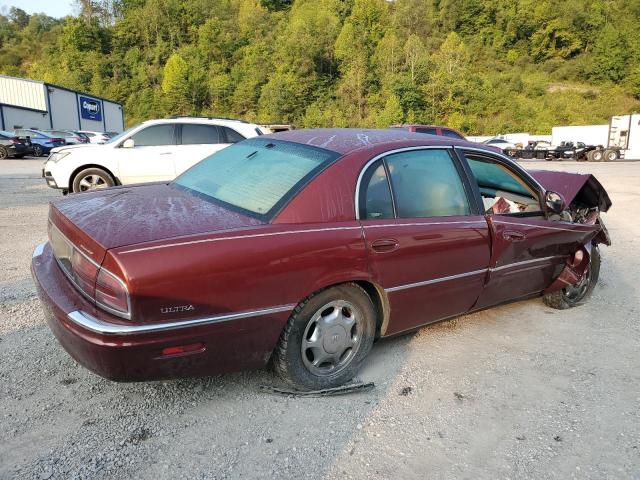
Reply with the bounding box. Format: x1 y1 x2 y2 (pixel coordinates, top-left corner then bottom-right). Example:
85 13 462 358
31 128 611 390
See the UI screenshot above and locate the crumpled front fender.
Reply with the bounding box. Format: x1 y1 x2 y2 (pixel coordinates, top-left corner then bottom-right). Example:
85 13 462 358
544 244 592 294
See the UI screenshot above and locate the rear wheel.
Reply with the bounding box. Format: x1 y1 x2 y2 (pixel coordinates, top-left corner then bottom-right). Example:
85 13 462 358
273 283 376 390
32 144 43 157
603 149 618 162
0 146 8 160
543 246 600 309
586 151 595 162
71 167 114 193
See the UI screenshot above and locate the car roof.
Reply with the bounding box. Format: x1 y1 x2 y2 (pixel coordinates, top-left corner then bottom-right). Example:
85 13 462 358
142 117 260 128
264 128 486 155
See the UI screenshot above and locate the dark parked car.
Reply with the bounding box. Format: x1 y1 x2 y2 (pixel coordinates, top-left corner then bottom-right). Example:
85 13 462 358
546 141 595 161
13 129 66 156
43 129 90 145
390 124 466 139
31 129 611 389
0 130 31 159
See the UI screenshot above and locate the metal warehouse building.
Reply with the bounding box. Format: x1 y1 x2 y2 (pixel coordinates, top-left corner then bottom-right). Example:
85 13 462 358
0 75 124 133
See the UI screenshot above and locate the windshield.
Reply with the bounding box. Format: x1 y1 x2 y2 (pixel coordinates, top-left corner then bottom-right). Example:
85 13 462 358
104 126 138 145
173 138 339 218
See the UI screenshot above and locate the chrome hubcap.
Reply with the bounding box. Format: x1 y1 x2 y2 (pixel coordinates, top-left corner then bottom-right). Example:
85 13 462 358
301 300 362 376
78 174 107 191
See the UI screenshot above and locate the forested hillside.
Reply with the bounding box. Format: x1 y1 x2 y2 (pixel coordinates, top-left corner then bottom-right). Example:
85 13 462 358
1 0 639 134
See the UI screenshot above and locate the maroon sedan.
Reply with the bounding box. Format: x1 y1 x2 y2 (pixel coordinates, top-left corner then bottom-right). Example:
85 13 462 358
31 128 611 390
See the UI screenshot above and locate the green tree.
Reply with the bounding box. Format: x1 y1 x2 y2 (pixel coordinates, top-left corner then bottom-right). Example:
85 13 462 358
161 52 189 114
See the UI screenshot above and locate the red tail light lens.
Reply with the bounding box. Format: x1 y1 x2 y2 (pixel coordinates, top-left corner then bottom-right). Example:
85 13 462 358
71 249 98 297
49 221 130 319
95 268 130 315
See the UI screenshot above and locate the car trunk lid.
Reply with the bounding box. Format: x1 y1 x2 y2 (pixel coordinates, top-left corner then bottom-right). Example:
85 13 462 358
49 183 265 252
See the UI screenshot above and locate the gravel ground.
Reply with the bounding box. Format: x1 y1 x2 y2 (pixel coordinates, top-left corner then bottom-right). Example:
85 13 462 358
0 158 639 480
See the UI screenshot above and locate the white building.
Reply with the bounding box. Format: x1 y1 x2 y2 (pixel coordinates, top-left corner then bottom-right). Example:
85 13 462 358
0 75 124 133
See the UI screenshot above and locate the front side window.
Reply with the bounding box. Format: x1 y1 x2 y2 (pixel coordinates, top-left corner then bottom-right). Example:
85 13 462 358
464 153 541 214
130 124 175 147
174 138 339 218
360 160 394 220
386 149 470 218
181 124 221 144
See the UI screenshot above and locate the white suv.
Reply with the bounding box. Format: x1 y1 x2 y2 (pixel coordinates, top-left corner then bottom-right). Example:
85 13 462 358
43 117 267 193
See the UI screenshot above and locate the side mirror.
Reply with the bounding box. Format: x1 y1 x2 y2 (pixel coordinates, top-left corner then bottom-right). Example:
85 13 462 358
122 138 135 149
545 191 566 214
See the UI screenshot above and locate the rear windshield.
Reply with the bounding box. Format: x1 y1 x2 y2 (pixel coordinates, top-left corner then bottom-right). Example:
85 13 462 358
173 138 339 219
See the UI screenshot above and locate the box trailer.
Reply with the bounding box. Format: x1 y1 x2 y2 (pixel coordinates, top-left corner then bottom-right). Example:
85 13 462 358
0 75 124 133
551 124 609 148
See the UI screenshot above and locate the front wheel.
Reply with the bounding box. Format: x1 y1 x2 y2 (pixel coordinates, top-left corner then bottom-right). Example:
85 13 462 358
273 283 377 390
0 146 8 160
71 167 114 193
543 246 600 309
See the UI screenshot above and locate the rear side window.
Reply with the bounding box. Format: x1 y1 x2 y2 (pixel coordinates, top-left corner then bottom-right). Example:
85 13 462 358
416 127 437 135
386 149 470 218
360 160 394 220
181 124 221 144
222 127 245 143
130 124 175 146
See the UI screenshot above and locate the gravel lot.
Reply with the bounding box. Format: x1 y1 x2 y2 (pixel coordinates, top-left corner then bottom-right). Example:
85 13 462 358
1 158 639 480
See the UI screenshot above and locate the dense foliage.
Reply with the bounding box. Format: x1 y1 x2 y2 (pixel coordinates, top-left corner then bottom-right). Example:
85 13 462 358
1 0 639 134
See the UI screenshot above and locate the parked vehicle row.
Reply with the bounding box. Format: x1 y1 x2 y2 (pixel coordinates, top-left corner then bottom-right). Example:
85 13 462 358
42 117 269 193
0 128 118 159
31 127 612 389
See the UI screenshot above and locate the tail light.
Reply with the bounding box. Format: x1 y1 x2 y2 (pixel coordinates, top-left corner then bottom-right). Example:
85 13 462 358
71 249 98 297
95 269 130 315
49 222 131 319
10 138 20 144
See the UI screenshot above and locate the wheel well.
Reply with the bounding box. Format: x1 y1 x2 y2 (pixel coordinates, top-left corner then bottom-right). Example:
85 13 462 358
353 280 390 338
68 164 119 190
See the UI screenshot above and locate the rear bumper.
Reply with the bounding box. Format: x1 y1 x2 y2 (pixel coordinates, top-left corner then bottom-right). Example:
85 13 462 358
31 243 290 381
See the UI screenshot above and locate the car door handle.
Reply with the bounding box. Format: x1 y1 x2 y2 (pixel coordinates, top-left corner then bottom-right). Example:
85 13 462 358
159 152 173 155
371 238 399 252
503 230 526 242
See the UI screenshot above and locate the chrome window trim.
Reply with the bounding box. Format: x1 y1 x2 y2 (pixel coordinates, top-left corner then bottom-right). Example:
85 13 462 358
67 304 296 335
49 223 132 320
363 220 486 229
354 145 456 220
